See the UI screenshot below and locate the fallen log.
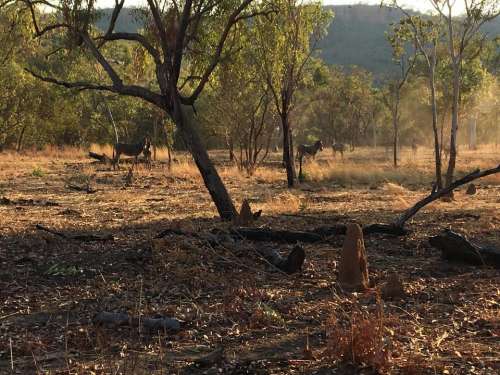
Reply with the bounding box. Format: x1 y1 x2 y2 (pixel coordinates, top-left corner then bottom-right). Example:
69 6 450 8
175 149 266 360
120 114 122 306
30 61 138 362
93 312 181 332
258 245 306 274
36 224 113 242
156 227 305 274
88 151 111 163
231 227 323 243
429 229 500 268
229 223 407 244
66 183 97 194
1 197 60 207
312 223 408 237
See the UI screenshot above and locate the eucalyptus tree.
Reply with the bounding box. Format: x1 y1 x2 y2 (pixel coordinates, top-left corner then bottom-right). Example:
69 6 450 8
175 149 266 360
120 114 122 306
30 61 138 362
384 26 416 167
202 46 277 174
17 0 273 220
385 0 444 187
252 0 331 187
301 66 377 150
428 0 499 189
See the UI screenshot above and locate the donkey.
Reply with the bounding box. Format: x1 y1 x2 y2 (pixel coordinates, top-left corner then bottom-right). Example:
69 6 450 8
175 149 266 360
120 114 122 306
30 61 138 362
297 140 324 161
112 137 150 170
332 143 346 158
142 140 152 170
411 140 418 154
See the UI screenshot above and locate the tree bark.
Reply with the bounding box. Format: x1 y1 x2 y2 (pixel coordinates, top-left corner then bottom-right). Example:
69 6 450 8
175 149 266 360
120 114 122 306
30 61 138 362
16 124 28 153
429 65 443 190
282 113 296 187
392 106 399 168
171 98 237 221
445 62 460 189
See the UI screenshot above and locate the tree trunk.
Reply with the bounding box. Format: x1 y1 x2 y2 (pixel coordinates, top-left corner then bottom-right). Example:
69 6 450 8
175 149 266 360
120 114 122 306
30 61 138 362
429 66 442 190
228 136 234 162
153 117 158 161
445 63 460 188
171 98 237 221
281 113 296 187
103 99 119 143
468 114 477 150
167 145 172 169
16 124 28 153
392 109 399 168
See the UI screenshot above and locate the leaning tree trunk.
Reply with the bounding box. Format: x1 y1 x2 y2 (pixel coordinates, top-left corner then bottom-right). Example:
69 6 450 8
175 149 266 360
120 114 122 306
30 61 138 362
281 112 296 187
171 97 237 220
429 66 442 190
445 63 460 189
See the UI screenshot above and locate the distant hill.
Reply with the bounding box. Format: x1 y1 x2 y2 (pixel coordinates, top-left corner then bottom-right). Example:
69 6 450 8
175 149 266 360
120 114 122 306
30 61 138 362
95 4 500 78
318 5 499 77
318 5 407 76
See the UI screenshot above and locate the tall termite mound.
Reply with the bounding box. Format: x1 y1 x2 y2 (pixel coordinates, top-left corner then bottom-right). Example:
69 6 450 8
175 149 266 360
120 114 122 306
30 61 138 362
338 223 369 292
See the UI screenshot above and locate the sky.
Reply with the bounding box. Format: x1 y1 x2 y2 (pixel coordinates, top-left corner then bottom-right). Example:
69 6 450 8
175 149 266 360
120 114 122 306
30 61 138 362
96 0 467 15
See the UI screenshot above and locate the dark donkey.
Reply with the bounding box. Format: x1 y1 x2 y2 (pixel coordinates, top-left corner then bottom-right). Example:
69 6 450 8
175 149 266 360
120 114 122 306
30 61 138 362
297 140 324 161
332 143 346 158
112 137 150 170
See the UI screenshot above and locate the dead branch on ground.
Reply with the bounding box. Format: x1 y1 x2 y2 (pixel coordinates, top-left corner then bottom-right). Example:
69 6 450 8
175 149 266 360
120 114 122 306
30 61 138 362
36 224 113 242
429 229 500 268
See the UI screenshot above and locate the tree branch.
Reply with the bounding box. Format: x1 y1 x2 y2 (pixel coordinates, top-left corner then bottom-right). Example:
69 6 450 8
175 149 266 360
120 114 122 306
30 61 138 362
26 69 164 107
173 0 193 81
184 0 254 104
102 0 125 38
98 32 162 65
393 164 500 228
146 0 170 62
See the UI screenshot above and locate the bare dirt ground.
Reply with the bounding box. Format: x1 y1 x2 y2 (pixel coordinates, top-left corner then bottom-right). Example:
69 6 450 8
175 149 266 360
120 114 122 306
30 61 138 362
0 146 499 374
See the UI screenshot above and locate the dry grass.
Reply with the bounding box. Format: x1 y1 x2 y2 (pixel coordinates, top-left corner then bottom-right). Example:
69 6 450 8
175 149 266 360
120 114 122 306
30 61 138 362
324 295 393 372
0 144 499 374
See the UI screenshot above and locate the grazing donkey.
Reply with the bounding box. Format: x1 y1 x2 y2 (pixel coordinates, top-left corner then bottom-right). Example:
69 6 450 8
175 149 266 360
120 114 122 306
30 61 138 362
332 143 346 158
142 140 152 170
297 140 324 161
411 139 418 155
112 137 150 170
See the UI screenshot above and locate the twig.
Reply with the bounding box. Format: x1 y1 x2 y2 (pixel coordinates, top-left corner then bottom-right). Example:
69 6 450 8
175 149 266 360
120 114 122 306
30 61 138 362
9 337 13 371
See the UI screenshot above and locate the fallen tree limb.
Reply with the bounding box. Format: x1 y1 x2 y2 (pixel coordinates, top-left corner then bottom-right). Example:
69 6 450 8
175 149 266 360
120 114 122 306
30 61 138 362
429 229 500 268
93 312 181 332
66 183 97 194
229 223 407 244
1 197 60 207
88 151 111 163
156 228 305 274
36 224 113 242
393 164 500 228
230 227 323 243
257 245 306 274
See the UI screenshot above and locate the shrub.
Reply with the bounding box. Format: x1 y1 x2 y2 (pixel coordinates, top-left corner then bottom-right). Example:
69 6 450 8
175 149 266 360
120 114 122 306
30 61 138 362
31 167 44 177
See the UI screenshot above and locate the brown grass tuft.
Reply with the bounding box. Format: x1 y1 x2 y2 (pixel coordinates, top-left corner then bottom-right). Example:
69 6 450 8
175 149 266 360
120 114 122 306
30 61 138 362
324 297 393 372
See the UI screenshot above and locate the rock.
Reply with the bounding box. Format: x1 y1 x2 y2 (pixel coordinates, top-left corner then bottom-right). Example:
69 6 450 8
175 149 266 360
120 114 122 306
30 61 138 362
338 223 369 292
381 273 406 299
466 183 477 195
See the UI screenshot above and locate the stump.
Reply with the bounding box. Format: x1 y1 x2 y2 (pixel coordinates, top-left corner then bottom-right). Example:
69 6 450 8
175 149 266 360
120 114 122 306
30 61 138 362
466 183 477 195
381 273 405 299
337 223 369 292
